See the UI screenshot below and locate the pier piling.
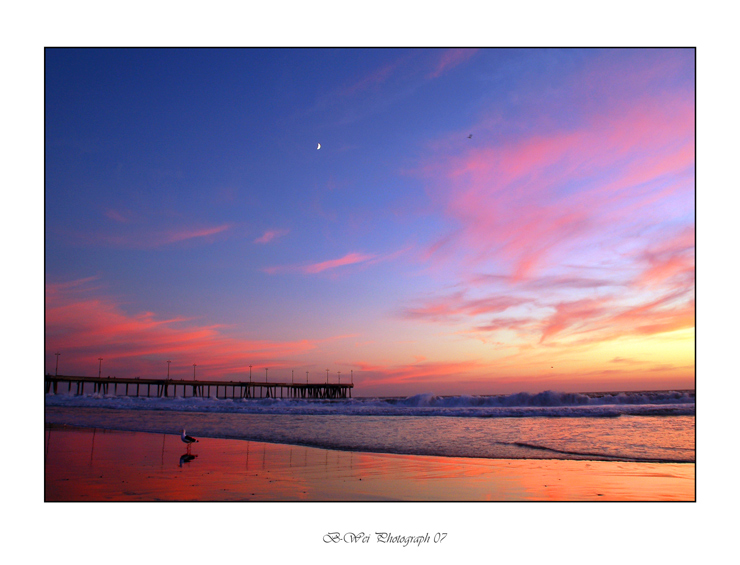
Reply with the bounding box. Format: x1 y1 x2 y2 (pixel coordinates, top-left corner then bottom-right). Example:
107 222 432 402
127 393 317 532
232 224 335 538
44 374 353 400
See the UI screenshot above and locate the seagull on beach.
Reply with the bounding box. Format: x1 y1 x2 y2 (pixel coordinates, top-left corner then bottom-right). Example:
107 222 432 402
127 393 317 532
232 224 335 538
181 429 198 452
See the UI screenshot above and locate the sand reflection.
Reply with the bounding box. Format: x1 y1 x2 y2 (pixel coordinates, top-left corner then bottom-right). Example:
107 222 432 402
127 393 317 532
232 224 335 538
45 425 694 501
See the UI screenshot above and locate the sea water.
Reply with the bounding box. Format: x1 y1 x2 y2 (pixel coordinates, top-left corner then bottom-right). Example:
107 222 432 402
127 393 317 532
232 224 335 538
44 390 695 463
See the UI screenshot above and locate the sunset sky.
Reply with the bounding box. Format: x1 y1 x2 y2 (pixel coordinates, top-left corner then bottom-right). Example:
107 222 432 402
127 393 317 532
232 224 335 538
45 48 695 396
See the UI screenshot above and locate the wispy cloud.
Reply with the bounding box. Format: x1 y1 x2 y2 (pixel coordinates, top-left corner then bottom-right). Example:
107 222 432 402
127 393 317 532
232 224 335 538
104 209 130 223
354 359 490 386
44 279 340 378
45 276 102 296
263 252 376 275
538 297 611 344
634 227 695 289
428 49 479 79
254 228 289 244
403 56 695 347
420 106 693 279
62 223 232 249
305 252 374 274
417 55 694 283
163 224 231 245
263 245 412 276
402 292 527 323
340 55 410 96
610 357 640 364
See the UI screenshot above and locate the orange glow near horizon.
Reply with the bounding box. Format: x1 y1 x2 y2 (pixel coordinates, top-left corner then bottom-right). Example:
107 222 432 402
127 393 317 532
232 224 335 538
45 276 693 395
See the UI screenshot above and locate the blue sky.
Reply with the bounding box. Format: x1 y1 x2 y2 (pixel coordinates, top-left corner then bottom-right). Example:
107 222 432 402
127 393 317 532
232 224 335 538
45 48 695 395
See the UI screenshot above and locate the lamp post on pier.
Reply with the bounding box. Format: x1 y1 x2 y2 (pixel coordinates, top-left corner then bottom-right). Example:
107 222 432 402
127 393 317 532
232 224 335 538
98 358 103 379
326 369 329 384
306 371 309 384
351 370 353 384
167 360 171 380
193 364 197 380
249 365 252 383
338 371 341 384
55 352 60 376
265 368 268 382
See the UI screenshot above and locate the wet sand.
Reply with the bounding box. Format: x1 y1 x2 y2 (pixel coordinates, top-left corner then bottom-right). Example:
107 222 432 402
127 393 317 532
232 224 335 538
45 425 695 501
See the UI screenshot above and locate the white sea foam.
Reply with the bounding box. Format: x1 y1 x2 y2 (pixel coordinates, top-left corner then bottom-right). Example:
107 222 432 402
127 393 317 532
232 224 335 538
44 389 695 418
45 389 696 462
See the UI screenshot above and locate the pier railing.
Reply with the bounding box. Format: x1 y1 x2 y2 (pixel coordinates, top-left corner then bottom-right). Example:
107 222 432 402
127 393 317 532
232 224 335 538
44 374 353 399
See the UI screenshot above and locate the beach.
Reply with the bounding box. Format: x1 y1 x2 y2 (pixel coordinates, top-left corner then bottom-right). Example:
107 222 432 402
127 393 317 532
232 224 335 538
45 425 694 501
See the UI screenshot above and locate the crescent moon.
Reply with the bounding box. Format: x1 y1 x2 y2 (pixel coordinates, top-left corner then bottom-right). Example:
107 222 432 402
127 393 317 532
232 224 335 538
317 143 321 150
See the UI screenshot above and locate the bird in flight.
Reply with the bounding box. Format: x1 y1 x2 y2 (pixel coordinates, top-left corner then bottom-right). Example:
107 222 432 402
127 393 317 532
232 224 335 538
317 143 321 150
468 134 473 139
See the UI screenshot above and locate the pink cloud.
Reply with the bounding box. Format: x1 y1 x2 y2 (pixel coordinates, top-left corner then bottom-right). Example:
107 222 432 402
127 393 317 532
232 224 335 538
62 223 232 249
354 359 490 386
263 252 376 275
402 292 526 323
538 297 611 343
634 227 695 289
605 292 695 339
472 316 535 334
532 287 694 347
301 252 374 274
45 279 344 378
429 49 479 79
254 228 289 244
417 87 694 282
263 245 413 276
163 224 231 244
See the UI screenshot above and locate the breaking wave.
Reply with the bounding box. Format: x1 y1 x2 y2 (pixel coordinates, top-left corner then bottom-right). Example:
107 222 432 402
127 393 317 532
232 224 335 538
45 389 694 418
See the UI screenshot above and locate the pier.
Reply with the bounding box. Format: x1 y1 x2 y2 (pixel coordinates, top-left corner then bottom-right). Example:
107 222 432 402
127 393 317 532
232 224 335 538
44 374 353 399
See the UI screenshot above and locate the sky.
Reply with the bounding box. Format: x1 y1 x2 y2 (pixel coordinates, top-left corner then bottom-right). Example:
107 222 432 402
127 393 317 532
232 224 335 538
45 48 695 396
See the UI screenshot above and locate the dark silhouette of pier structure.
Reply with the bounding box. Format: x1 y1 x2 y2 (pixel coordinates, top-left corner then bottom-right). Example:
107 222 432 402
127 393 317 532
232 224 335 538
44 374 353 399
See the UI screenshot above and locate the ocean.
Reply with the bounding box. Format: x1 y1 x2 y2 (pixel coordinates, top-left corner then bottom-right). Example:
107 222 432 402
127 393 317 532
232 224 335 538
44 390 695 464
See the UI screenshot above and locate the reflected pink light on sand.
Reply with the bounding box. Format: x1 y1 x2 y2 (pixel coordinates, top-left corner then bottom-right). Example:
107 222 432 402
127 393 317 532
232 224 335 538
45 427 694 501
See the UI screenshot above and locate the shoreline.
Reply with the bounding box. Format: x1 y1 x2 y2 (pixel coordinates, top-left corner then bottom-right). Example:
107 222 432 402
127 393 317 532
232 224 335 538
45 424 695 501
45 422 694 465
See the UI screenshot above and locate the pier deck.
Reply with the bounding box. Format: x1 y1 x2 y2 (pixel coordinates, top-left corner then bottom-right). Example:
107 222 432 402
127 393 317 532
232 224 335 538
44 374 353 399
